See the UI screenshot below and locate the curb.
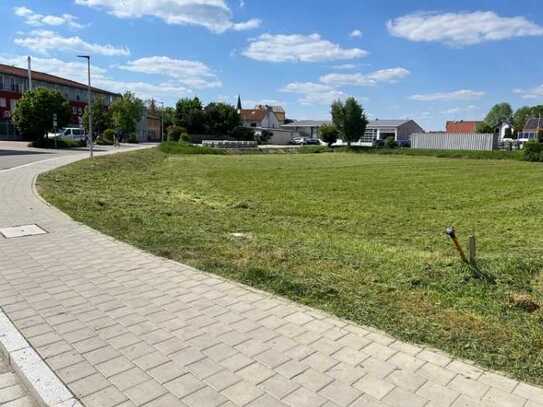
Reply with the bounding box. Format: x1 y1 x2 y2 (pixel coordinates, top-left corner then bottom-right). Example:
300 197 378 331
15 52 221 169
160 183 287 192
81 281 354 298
0 311 82 407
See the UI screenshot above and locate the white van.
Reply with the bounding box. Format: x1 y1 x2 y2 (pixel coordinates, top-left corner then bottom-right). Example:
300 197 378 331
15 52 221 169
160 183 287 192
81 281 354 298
48 128 86 142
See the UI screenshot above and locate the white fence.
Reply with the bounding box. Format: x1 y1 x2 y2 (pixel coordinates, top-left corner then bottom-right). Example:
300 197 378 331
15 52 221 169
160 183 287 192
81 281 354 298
410 133 499 151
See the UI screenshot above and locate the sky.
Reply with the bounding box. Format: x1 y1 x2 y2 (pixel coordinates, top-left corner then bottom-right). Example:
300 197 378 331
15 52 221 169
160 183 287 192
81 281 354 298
0 0 542 131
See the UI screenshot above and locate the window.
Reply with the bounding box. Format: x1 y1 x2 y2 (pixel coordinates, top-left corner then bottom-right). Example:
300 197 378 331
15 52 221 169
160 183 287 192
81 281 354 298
0 75 4 90
0 98 5 108
10 99 17 111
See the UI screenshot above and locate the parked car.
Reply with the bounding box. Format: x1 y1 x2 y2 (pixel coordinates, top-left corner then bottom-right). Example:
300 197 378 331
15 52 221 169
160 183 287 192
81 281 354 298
288 136 321 145
47 128 86 142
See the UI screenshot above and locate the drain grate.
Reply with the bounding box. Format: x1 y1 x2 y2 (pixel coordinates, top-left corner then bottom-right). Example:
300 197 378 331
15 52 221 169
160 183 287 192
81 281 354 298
0 224 48 239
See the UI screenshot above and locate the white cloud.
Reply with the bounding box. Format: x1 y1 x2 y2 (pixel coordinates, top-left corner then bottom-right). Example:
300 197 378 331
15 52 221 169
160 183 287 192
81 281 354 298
320 67 410 86
243 33 367 63
350 29 362 38
387 11 543 46
14 30 129 56
280 82 346 105
75 0 261 33
119 56 221 89
410 90 485 101
332 64 358 70
440 105 478 115
513 85 543 99
14 6 83 29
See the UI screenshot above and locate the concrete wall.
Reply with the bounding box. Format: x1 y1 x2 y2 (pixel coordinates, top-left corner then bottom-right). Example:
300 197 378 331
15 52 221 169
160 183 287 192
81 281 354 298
411 132 499 151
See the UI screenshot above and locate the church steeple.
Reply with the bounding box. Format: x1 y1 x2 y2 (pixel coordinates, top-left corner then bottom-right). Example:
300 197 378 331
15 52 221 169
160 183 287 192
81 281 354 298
236 95 242 113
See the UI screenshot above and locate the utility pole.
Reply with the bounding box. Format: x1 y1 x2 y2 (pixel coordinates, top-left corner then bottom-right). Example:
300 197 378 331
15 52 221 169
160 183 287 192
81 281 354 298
78 55 93 159
27 56 32 91
160 101 164 142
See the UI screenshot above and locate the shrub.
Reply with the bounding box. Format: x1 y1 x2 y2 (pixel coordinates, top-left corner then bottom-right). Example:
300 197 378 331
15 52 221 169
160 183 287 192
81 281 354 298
256 130 273 145
167 125 186 142
230 126 255 141
523 140 543 162
97 129 116 145
384 136 398 149
180 133 191 143
159 141 225 155
320 124 339 147
128 134 139 144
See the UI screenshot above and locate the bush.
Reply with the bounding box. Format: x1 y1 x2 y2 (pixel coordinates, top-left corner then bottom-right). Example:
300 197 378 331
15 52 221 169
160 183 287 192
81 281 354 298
256 130 273 145
159 141 225 155
97 129 116 145
523 141 543 162
230 126 255 141
384 136 398 149
180 133 191 143
128 134 139 144
320 124 339 147
167 125 187 142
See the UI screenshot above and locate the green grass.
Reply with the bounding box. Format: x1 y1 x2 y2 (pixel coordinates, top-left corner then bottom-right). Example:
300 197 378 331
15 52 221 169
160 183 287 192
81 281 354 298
38 148 543 384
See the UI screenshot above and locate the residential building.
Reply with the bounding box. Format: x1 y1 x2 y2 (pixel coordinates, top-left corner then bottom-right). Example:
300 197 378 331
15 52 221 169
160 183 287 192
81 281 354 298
280 120 330 139
361 119 424 146
240 104 285 129
446 121 482 133
136 109 161 142
0 63 120 139
518 117 543 143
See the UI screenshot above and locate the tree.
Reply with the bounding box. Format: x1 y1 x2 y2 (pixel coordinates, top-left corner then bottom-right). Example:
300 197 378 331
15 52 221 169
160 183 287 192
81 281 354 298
12 88 71 141
83 96 112 138
475 121 494 133
110 92 144 138
331 97 368 147
319 123 338 147
482 103 513 130
513 106 533 133
204 102 241 136
175 97 206 134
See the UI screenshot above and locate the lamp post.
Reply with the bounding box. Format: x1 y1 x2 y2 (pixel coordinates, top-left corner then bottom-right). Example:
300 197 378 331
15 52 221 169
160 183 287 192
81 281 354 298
160 101 164 142
78 55 93 159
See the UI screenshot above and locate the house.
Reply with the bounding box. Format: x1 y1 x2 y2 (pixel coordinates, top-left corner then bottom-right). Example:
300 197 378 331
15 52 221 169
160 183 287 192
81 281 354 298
0 63 120 140
280 120 330 139
446 121 482 133
518 117 543 143
240 105 285 129
361 119 424 146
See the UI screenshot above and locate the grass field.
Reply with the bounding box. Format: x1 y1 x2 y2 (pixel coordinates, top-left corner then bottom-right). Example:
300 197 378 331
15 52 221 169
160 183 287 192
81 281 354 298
38 148 543 384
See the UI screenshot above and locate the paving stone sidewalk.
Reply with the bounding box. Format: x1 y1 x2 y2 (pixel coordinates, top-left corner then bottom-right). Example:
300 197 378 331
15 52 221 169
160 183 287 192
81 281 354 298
0 352 36 406
1 148 543 407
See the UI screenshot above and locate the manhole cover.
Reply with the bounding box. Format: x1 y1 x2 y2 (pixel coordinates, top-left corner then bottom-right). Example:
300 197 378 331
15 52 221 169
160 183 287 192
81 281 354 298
0 224 48 239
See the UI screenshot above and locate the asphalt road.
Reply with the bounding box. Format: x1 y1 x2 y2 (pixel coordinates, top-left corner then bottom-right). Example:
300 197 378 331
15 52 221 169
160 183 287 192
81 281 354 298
0 148 59 170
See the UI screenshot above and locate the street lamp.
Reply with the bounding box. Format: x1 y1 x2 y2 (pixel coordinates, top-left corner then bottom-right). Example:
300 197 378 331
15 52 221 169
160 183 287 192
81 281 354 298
159 101 164 142
78 55 93 159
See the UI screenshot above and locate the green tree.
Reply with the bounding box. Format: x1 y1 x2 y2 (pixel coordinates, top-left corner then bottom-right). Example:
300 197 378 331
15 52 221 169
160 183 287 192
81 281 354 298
83 96 112 138
110 92 144 138
175 97 206 134
12 88 71 141
204 102 241 136
475 122 494 133
331 97 368 147
482 103 513 130
319 123 338 147
513 106 532 133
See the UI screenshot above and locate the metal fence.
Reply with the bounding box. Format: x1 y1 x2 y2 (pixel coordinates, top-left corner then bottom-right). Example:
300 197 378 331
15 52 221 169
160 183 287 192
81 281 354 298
410 133 499 151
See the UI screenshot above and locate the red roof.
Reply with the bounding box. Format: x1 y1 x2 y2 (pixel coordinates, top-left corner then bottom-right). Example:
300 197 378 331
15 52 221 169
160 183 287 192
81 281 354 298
240 109 266 122
446 121 482 133
0 63 119 96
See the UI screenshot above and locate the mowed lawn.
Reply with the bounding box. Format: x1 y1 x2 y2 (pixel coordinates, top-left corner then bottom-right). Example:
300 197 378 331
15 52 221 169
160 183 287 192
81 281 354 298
38 148 543 384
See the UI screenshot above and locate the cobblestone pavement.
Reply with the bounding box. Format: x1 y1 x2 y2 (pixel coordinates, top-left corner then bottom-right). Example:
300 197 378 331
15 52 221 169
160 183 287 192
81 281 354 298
1 147 543 407
0 352 36 406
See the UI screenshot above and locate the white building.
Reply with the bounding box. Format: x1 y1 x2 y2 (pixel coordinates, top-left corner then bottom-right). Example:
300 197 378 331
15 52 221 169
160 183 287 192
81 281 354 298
361 119 425 146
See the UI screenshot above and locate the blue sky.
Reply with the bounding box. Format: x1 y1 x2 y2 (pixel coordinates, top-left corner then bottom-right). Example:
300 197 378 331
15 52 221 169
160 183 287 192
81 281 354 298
0 0 542 130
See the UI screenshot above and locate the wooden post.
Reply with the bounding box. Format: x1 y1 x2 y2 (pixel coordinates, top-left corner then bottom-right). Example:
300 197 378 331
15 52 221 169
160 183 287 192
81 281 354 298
468 235 476 265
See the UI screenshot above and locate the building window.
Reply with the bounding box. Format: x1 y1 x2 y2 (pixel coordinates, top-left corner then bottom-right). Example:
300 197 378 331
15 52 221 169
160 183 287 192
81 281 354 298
10 99 17 111
0 76 4 90
0 98 5 108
